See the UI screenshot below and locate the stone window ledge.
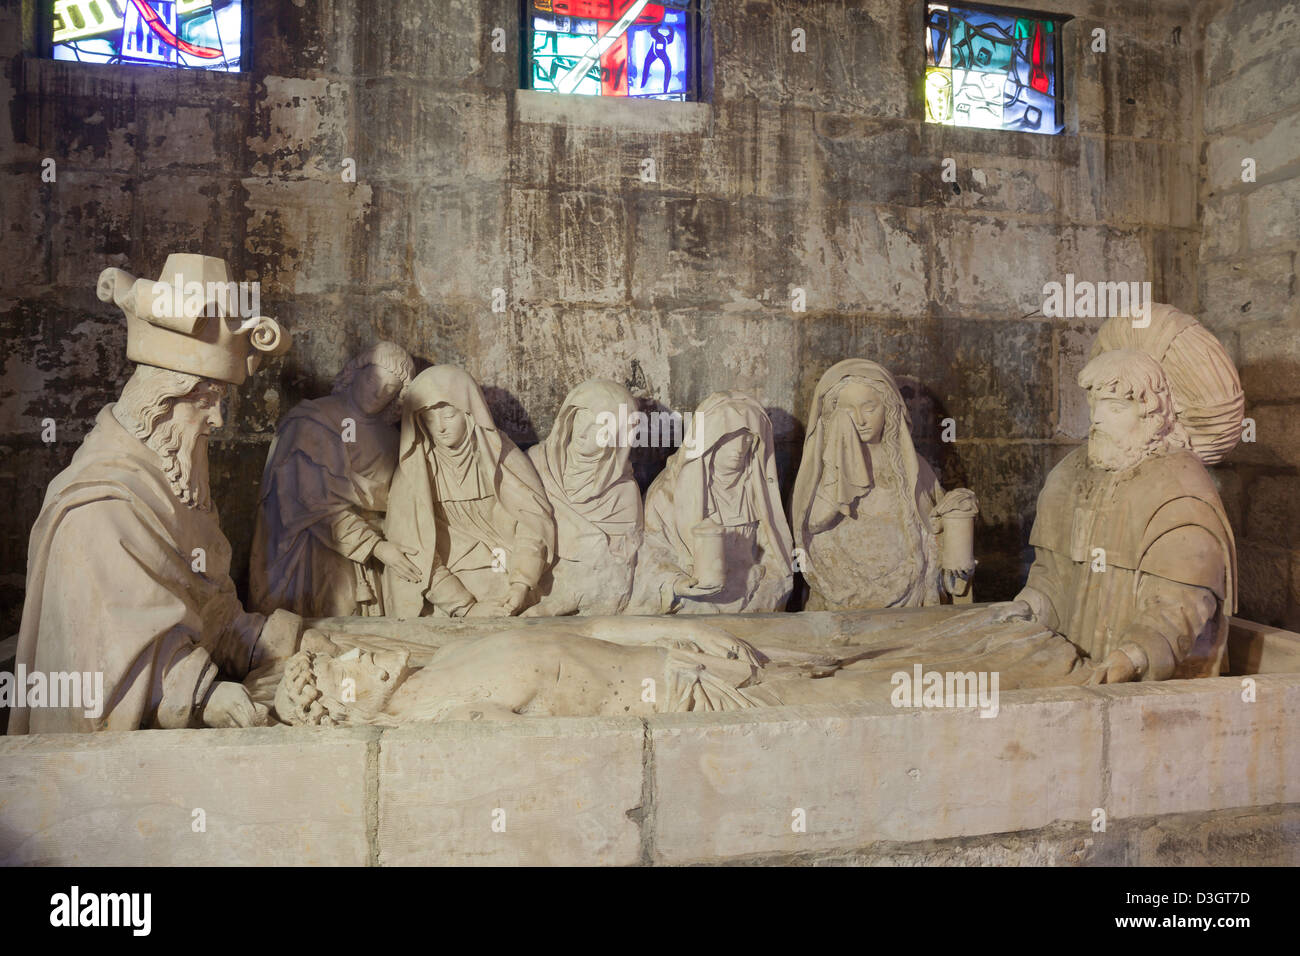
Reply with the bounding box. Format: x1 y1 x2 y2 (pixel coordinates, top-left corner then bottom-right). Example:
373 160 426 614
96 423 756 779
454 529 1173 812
513 88 711 134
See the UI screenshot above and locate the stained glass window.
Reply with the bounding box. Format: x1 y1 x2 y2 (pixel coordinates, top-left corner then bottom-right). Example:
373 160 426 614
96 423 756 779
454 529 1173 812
50 0 244 71
925 3 1066 134
524 1 696 101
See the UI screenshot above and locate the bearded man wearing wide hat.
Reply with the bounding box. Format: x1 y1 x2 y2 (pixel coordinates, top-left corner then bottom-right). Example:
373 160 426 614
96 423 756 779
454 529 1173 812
8 254 301 733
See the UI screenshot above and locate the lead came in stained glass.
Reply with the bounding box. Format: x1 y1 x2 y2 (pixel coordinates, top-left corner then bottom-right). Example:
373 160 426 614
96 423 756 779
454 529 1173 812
925 3 1065 134
526 0 694 101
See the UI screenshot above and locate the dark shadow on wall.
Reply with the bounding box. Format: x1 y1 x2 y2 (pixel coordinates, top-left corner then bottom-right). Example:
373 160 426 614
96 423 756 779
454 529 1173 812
482 386 538 447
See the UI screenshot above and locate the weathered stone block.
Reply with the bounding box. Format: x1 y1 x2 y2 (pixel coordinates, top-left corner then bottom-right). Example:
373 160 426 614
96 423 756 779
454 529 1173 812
932 217 1147 321
1074 31 1194 143
358 0 501 84
1205 0 1300 87
712 0 907 117
1199 193 1244 262
376 717 644 866
243 177 375 297
1072 138 1197 229
246 76 356 181
1206 44 1300 133
648 690 1106 864
251 0 364 78
1101 675 1300 819
0 727 375 866
1236 543 1291 625
139 104 247 174
797 204 928 315
1200 254 1296 328
1237 320 1300 401
630 195 807 311
358 83 507 186
413 181 508 309
1246 177 1300 249
1206 109 1300 194
510 188 628 307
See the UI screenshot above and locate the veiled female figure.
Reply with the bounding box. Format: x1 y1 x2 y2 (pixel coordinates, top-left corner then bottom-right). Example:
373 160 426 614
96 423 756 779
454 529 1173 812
383 366 556 618
527 379 643 616
791 359 977 611
249 341 416 618
628 391 794 614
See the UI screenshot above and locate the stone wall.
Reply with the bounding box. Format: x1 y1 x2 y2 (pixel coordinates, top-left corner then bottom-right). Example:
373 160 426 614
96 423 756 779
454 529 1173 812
1197 0 1300 630
0 0 1203 628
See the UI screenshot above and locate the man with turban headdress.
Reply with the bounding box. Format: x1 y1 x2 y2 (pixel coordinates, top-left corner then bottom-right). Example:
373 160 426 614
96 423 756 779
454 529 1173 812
383 366 557 618
792 359 977 610
527 379 643 616
249 341 416 618
628 391 794 614
1004 307 1241 683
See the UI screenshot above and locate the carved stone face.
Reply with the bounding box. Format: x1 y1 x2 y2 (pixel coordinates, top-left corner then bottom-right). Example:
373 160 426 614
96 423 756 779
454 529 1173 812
352 364 404 417
569 406 604 456
711 431 753 482
422 403 470 449
170 381 226 436
1086 390 1152 471
315 647 408 720
834 381 886 444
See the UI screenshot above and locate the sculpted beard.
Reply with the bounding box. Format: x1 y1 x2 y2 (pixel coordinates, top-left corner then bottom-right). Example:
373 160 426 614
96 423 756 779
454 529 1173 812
149 416 212 510
1087 410 1160 473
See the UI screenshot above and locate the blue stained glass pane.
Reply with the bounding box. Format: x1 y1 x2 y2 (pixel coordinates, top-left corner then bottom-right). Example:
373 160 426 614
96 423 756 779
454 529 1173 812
627 7 688 99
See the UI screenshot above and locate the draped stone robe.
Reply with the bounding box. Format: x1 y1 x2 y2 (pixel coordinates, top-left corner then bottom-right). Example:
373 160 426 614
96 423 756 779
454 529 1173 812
249 394 398 618
9 406 298 733
1023 446 1236 680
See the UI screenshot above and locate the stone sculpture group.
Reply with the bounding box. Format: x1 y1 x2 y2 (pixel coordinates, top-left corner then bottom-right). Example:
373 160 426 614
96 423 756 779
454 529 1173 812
7 254 1246 733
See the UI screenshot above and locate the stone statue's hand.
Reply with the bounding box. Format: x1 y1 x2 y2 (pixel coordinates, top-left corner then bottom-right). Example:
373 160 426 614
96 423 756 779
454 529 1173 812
670 631 762 666
674 574 723 599
374 540 422 583
987 599 1032 624
941 567 974 597
501 582 531 616
202 681 270 729
1086 649 1139 686
463 600 495 618
301 628 343 655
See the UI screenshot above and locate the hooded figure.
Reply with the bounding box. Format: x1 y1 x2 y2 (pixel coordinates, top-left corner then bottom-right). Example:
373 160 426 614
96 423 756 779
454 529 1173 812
791 359 975 610
628 391 794 614
527 379 644 616
383 366 556 618
249 342 414 618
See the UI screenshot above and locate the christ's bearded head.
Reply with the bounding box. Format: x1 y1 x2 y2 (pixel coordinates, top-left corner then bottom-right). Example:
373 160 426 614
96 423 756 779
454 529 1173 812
113 365 227 509
274 645 409 727
1079 349 1189 472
